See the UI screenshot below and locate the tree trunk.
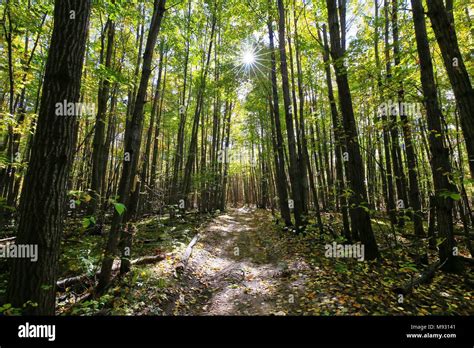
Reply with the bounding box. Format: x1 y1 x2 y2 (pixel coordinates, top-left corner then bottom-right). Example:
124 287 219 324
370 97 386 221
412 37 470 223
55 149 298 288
89 16 115 217
267 14 292 226
411 0 461 273
181 13 216 202
326 0 379 259
7 0 91 315
220 101 232 210
97 0 167 293
277 0 305 231
392 0 424 237
321 24 350 241
427 0 474 179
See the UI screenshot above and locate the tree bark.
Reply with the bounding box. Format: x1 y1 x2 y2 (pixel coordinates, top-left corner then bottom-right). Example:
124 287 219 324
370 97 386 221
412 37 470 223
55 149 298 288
321 24 350 241
326 0 379 259
6 0 91 315
427 0 474 179
267 14 292 226
277 0 305 231
411 0 461 272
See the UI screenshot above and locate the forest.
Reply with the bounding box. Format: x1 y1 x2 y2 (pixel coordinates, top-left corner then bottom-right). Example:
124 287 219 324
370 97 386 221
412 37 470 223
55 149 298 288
0 0 473 317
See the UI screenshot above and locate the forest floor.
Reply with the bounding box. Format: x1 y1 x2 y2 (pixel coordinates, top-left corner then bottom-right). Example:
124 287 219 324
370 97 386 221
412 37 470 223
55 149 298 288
77 207 473 316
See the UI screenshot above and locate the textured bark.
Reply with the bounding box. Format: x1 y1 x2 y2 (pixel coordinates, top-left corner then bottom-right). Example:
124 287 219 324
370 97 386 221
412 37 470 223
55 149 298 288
277 0 305 230
411 0 460 272
6 0 91 315
267 15 292 226
321 24 350 241
427 0 474 179
326 0 379 259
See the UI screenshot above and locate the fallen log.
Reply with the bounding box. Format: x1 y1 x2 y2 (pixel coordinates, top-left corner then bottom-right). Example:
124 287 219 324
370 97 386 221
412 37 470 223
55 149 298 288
0 237 16 244
393 261 441 296
56 253 166 291
175 234 200 274
131 254 166 266
56 274 91 291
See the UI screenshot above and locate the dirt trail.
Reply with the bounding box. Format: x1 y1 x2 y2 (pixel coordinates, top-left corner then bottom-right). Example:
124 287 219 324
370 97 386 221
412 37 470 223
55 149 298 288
165 207 310 315
126 207 472 316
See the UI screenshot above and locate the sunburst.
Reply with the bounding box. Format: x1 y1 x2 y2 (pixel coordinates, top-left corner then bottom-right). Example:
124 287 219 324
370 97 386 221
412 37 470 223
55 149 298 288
231 41 269 78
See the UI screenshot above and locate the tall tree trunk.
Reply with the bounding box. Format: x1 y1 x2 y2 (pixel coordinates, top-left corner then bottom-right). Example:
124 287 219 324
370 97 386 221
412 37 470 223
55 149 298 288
171 0 192 205
277 0 305 231
321 24 350 241
181 12 216 202
7 0 91 315
89 16 115 217
379 2 398 227
326 0 379 259
220 101 232 210
411 0 461 272
384 0 408 227
426 0 474 179
150 61 167 193
138 41 165 213
392 0 424 237
267 14 292 226
97 0 167 292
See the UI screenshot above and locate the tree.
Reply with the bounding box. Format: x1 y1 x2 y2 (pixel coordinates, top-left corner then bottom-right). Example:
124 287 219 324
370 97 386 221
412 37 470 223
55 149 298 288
392 0 424 236
325 0 379 259
181 9 217 202
97 0 167 292
89 11 116 218
427 0 474 179
276 0 305 231
267 12 292 226
410 0 460 272
7 0 92 315
320 24 350 240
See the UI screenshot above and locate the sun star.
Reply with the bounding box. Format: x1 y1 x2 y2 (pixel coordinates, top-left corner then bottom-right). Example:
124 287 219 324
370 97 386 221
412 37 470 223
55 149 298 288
242 50 256 66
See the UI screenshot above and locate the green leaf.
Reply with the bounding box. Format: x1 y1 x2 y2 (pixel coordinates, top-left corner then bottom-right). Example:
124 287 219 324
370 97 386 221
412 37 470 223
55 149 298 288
114 202 126 216
449 193 461 201
82 217 91 228
1 303 12 310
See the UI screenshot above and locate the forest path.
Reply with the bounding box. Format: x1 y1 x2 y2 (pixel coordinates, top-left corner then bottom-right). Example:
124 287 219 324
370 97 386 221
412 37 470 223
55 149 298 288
163 207 311 315
129 208 472 316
